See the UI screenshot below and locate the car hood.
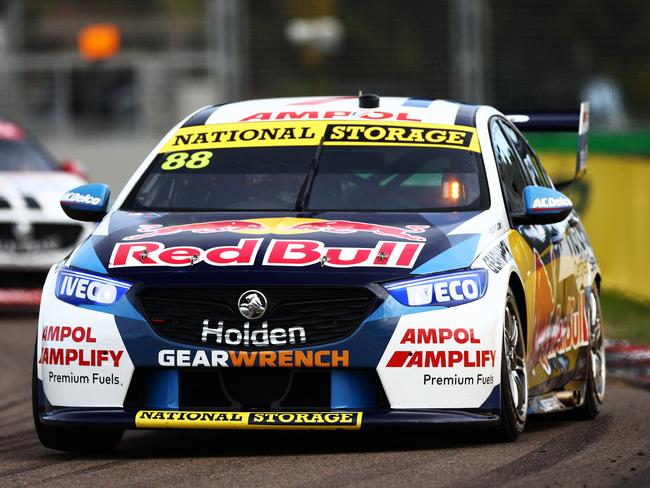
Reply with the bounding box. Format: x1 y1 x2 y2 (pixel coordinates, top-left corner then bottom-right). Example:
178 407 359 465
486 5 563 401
73 210 498 287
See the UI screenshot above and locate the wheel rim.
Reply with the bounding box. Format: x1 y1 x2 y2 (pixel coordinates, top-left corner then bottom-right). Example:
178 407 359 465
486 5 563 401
589 289 606 402
504 301 528 422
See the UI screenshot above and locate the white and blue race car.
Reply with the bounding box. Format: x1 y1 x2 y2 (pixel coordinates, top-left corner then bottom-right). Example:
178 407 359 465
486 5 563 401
33 95 604 451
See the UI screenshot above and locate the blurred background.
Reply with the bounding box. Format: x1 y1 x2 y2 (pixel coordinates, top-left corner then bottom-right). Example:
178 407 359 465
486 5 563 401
0 0 648 339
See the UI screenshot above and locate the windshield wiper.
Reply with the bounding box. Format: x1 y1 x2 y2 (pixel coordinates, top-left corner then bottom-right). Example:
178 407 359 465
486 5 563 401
294 138 325 211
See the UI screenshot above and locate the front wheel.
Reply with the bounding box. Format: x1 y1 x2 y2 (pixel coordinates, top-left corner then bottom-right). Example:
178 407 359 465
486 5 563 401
495 289 528 442
573 285 606 419
32 348 124 452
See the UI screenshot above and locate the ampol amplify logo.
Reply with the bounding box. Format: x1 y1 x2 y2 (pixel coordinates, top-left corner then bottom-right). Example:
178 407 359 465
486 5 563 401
123 217 429 242
385 327 496 368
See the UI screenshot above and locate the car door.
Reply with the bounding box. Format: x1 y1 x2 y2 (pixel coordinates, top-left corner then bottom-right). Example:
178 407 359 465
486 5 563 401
499 120 586 388
489 118 565 391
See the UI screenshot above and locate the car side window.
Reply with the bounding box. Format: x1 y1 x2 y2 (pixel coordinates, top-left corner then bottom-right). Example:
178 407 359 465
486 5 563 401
499 121 552 187
490 120 528 215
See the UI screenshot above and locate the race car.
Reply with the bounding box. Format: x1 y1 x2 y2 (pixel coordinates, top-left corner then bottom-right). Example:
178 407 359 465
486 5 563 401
0 118 91 306
33 95 605 451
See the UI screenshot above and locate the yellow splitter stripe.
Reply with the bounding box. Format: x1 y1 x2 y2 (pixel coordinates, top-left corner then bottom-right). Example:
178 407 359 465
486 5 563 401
135 410 363 430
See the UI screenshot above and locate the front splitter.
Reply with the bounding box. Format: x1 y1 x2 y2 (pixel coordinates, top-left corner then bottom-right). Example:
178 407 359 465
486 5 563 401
40 408 499 431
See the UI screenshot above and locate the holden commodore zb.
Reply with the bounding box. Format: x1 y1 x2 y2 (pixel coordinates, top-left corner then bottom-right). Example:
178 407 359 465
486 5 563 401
33 95 605 451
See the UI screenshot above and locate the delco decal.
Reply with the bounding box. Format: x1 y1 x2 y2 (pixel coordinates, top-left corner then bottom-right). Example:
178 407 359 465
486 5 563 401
61 192 101 206
157 349 349 368
110 239 423 269
161 121 480 153
135 410 362 430
55 268 131 306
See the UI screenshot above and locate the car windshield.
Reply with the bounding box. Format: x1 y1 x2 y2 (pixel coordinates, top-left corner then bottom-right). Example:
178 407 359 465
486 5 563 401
123 122 489 212
0 139 58 172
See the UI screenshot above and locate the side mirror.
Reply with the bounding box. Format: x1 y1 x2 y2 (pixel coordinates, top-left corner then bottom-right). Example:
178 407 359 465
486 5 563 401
60 183 110 222
512 186 573 225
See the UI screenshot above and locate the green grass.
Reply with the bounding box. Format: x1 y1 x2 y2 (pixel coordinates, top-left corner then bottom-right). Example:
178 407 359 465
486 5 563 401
601 290 650 344
525 130 650 157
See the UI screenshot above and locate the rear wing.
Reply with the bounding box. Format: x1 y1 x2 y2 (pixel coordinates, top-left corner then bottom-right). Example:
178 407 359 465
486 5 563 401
507 101 589 185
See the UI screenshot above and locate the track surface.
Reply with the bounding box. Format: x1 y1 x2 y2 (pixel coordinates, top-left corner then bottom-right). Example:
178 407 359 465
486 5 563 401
1 316 649 488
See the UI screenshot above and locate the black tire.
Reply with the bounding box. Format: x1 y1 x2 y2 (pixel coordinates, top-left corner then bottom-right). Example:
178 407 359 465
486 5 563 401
32 348 124 453
573 285 606 420
495 289 528 442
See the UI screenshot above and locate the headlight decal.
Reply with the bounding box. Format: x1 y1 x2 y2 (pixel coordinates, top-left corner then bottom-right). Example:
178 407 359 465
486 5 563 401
383 269 488 307
55 268 131 306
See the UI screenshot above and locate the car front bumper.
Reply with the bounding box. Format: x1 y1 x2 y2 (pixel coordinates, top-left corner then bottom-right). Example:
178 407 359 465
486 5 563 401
40 407 500 431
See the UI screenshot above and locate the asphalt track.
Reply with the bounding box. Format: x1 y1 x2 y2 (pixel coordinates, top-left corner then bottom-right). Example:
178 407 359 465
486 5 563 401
1 316 649 488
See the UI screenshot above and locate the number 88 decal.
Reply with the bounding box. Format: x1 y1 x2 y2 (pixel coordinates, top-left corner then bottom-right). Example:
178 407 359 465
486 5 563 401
161 151 212 170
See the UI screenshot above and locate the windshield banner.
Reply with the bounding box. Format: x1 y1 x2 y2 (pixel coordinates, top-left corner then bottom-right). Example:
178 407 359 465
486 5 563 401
161 121 480 153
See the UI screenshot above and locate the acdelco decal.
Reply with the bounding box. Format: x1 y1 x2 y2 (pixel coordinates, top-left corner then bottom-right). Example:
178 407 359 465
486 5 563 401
385 327 496 368
161 121 480 153
157 349 349 368
135 410 362 430
109 239 423 269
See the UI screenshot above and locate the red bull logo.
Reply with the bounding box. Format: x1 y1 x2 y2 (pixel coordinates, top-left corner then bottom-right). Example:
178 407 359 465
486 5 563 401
529 250 589 375
110 238 424 269
123 218 429 242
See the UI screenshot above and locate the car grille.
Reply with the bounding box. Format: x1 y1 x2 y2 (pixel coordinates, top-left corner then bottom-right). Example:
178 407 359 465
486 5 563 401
179 368 332 410
137 286 378 349
0 222 83 253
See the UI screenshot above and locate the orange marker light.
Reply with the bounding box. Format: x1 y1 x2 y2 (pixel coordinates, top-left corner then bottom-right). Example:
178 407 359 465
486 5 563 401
443 180 463 200
450 181 460 200
78 23 121 61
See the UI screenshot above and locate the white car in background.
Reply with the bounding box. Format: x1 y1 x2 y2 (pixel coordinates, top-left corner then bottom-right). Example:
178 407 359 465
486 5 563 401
0 119 91 306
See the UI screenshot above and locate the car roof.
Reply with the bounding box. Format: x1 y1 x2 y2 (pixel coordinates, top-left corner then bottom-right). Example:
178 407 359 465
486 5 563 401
182 96 482 128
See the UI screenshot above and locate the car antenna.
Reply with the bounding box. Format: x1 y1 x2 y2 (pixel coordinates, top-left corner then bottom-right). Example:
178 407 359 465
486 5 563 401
359 92 380 108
